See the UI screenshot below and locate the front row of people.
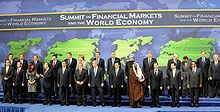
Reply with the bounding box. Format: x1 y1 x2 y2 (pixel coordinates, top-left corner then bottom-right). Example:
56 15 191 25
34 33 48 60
1 59 202 108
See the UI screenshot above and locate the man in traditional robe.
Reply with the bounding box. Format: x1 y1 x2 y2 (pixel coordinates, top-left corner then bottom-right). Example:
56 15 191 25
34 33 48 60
129 61 145 108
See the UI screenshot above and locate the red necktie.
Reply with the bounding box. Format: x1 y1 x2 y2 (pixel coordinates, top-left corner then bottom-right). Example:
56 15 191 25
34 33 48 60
17 69 20 75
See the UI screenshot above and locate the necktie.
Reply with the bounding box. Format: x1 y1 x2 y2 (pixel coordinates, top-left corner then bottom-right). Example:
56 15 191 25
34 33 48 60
215 61 218 67
62 68 65 74
17 68 20 75
148 58 151 64
96 58 99 64
154 70 157 76
173 70 175 78
68 60 70 65
6 67 9 74
116 69 118 76
79 69 82 75
94 68 97 77
193 68 196 76
184 62 187 68
53 61 56 67
112 58 115 66
202 58 205 67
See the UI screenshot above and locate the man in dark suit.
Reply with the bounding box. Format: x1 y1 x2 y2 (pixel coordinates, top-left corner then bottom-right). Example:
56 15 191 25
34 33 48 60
149 62 163 107
167 54 181 72
110 62 124 107
7 53 17 69
57 61 71 106
33 55 43 95
19 53 28 72
13 61 25 104
209 54 220 97
125 54 135 95
187 61 202 107
180 56 192 97
167 63 181 107
91 51 106 95
1 59 14 103
74 62 87 106
65 52 77 96
143 51 157 97
41 62 52 105
50 54 61 96
197 51 210 97
92 51 105 70
166 54 181 96
88 60 105 107
107 51 121 97
18 53 28 97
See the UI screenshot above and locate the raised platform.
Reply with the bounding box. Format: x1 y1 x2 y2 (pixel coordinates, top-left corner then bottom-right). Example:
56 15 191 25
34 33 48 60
1 103 220 112
1 95 220 107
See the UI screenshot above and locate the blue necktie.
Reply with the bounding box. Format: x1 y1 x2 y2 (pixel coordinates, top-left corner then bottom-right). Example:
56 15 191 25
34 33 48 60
94 68 97 77
116 69 118 77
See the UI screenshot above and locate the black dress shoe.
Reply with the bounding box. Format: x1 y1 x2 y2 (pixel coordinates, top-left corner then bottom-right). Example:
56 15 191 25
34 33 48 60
60 103 64 106
93 103 96 107
2 100 7 103
195 104 199 108
66 103 69 106
43 102 48 105
101 102 105 107
156 105 161 108
210 96 215 98
48 102 52 105
176 104 180 108
190 104 194 107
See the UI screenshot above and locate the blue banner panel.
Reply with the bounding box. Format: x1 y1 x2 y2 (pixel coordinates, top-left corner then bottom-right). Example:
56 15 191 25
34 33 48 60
0 10 220 31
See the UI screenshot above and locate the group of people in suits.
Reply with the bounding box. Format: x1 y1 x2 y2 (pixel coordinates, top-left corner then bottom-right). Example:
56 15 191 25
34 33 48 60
1 50 220 108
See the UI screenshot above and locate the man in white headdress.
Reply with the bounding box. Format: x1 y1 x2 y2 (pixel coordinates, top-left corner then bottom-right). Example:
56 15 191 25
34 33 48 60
129 61 146 108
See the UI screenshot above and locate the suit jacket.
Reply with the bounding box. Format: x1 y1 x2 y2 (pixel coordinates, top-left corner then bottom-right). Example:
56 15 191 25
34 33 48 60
110 68 124 88
167 59 181 72
107 57 120 75
209 61 220 80
57 68 71 87
1 66 14 85
188 68 202 88
167 69 181 89
142 58 157 76
65 58 77 73
180 60 192 83
13 68 25 86
74 68 88 87
125 60 135 77
50 60 61 78
19 59 28 71
92 58 105 71
197 57 210 71
43 69 52 88
149 69 163 89
89 67 104 88
33 60 43 75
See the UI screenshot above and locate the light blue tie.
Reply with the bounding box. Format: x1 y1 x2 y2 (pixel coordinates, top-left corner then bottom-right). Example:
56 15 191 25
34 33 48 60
116 69 118 77
112 58 115 66
94 68 97 77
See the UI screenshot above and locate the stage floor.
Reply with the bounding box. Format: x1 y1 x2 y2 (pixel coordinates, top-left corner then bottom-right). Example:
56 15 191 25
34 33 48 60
1 103 220 112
